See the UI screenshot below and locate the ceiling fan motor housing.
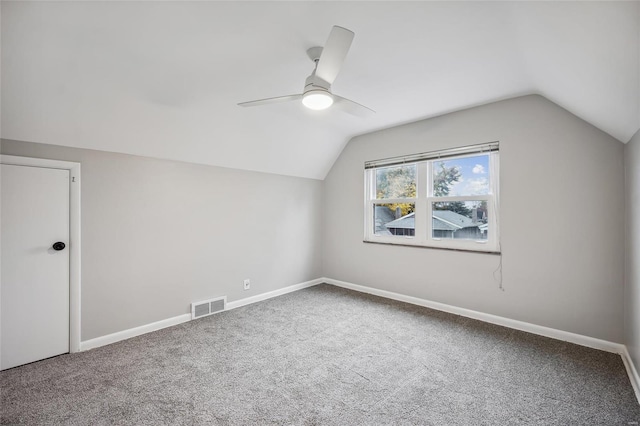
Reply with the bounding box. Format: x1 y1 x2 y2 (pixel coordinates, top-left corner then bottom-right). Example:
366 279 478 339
304 73 331 94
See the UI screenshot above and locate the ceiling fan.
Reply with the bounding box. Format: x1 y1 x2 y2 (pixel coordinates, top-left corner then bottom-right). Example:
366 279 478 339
238 26 375 117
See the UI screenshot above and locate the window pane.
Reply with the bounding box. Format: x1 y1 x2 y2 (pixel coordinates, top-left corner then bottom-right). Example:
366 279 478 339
374 203 416 236
375 165 416 199
432 154 490 197
432 201 488 240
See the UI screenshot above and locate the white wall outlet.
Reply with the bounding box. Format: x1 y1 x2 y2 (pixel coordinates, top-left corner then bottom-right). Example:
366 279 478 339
243 279 250 290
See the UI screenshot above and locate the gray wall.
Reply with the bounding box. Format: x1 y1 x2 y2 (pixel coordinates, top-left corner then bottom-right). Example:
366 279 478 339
323 95 625 342
2 94 629 345
1 140 324 341
626 129 640 367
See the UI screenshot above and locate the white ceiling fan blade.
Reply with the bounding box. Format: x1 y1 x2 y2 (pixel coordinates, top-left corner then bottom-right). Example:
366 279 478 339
238 94 302 107
315 26 354 85
333 95 375 117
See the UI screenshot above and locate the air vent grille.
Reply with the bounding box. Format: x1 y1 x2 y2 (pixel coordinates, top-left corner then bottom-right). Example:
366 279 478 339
210 299 225 314
191 296 226 320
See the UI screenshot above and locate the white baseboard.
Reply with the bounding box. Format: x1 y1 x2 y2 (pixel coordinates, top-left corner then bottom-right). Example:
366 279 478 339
621 346 640 403
80 313 192 351
323 277 624 354
79 278 324 351
226 278 324 310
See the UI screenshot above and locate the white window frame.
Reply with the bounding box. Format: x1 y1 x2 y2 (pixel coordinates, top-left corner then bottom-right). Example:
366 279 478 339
364 145 500 253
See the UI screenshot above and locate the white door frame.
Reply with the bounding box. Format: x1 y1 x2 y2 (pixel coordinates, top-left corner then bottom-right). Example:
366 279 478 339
1 155 81 353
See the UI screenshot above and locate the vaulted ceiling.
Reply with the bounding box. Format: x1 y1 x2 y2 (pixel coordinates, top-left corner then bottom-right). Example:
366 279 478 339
2 1 639 179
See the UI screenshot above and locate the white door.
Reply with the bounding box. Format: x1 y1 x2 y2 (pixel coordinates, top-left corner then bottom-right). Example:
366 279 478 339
1 164 70 370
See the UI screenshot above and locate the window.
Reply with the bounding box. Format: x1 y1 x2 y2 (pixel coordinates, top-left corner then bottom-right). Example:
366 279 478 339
364 143 499 252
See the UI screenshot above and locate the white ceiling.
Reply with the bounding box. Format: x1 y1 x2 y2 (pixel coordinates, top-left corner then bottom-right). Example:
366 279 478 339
2 1 639 179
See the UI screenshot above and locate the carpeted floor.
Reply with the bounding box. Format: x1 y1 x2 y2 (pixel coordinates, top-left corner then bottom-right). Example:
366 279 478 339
1 284 639 425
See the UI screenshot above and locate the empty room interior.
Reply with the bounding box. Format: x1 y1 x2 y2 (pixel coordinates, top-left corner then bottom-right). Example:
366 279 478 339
2 1 640 424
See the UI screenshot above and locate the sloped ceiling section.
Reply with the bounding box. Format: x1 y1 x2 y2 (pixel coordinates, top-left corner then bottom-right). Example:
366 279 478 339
1 1 638 179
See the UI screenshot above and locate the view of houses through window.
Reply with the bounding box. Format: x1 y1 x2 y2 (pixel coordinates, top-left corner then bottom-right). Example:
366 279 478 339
365 146 499 252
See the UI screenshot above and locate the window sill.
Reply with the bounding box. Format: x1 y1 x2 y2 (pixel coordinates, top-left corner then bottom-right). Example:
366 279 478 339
363 239 501 255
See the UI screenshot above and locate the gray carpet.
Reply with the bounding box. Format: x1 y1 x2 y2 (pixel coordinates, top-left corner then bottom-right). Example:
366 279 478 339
1 284 639 425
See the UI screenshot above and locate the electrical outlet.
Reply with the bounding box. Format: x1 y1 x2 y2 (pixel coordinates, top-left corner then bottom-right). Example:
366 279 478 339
243 279 250 290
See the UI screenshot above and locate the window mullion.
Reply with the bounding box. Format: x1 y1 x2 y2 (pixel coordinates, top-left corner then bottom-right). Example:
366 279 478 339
431 195 490 203
372 198 415 205
414 161 428 243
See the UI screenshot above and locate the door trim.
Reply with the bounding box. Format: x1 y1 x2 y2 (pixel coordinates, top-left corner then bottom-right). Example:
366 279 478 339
1 155 81 353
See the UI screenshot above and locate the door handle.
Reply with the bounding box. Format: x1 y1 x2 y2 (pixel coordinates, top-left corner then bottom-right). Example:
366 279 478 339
52 242 66 251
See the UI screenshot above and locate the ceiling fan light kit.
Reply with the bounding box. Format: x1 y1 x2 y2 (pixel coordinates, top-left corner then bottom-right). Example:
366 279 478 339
238 25 375 117
302 90 334 110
